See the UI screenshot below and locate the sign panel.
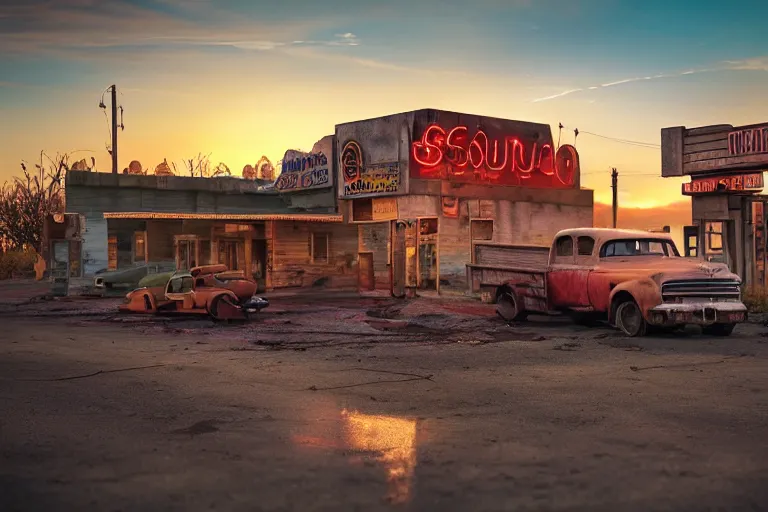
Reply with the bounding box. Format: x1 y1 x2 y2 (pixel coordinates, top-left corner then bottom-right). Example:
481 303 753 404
729 127 768 156
340 140 403 198
682 172 764 195
662 122 768 177
275 150 332 192
410 122 579 189
372 197 398 221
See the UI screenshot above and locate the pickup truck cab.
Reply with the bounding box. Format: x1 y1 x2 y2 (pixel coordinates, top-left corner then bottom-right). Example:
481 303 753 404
495 228 747 337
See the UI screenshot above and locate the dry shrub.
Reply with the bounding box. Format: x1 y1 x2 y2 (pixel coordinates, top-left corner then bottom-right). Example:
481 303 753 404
742 286 768 313
0 249 38 280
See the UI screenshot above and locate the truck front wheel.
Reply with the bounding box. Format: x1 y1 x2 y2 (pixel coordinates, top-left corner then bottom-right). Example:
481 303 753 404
496 288 528 322
615 299 647 337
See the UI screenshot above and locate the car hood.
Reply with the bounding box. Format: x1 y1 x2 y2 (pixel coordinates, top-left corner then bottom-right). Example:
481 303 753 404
596 257 739 283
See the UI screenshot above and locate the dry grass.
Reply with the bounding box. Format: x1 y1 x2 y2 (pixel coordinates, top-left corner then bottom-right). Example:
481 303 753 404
0 249 37 280
742 286 768 313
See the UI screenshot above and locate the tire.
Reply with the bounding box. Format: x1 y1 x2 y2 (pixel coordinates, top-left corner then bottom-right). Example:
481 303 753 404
208 294 239 321
615 299 647 337
496 289 528 322
702 323 735 337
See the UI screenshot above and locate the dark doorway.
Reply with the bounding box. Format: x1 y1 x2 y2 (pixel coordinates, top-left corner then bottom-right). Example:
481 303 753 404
252 239 267 293
359 252 374 291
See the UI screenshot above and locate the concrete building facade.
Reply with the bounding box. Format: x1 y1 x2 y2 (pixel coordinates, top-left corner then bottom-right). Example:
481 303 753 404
335 109 594 296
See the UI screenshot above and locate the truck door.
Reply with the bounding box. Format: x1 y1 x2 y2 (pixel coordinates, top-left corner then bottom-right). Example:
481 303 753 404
572 235 595 307
547 234 587 308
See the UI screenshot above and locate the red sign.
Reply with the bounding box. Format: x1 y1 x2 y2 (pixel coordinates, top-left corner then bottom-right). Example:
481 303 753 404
410 123 578 188
682 172 764 195
728 127 768 156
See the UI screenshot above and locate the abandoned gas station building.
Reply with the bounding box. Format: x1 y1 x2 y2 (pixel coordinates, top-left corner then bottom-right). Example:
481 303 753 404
65 134 360 292
662 122 768 286
335 109 594 296
65 109 595 296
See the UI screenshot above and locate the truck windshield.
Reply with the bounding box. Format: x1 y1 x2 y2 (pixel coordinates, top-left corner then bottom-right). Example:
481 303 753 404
600 239 680 258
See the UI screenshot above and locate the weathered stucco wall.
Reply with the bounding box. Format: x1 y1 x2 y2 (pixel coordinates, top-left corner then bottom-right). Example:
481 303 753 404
271 221 358 289
358 223 391 290
335 112 413 199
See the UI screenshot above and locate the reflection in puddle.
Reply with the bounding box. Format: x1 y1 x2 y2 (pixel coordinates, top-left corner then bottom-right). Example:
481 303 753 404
292 408 418 505
341 409 417 505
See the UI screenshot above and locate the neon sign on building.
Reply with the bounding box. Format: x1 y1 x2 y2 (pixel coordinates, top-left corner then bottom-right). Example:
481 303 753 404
411 123 578 188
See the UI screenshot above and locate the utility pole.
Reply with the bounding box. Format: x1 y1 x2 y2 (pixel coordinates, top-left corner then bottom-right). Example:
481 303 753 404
611 167 618 228
110 85 118 174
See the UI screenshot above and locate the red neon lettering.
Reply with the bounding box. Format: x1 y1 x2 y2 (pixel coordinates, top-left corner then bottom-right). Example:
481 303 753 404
412 123 569 184
469 131 485 170
537 144 555 176
512 140 536 179
445 126 469 168
412 125 446 167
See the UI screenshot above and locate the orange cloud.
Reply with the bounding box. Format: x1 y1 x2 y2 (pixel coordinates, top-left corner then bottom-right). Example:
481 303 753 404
593 200 692 230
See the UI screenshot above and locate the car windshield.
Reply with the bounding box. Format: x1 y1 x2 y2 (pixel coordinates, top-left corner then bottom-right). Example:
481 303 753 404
600 238 680 258
168 276 194 293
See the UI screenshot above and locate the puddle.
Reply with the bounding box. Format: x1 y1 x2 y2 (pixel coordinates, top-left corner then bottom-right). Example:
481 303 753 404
293 409 419 505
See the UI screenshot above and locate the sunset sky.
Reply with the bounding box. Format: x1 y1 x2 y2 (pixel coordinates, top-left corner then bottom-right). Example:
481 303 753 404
1 0 767 211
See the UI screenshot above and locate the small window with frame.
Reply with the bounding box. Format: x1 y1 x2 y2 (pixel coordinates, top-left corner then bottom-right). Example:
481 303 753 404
555 236 573 257
577 236 595 256
311 233 329 264
471 220 493 241
352 199 373 222
134 231 146 262
705 221 723 254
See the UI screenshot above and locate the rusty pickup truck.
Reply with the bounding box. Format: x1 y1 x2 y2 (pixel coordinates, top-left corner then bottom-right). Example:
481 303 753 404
471 228 747 337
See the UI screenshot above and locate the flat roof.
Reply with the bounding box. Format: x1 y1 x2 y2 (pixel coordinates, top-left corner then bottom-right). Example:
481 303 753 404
103 212 344 223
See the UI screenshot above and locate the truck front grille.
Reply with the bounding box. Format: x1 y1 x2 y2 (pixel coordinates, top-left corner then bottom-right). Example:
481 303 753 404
661 279 741 302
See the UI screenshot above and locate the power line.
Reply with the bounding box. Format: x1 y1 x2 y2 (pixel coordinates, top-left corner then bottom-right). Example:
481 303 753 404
580 131 660 148
581 170 659 176
557 124 660 148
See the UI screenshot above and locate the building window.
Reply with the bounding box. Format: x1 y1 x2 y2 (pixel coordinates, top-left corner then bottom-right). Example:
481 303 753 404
419 218 438 236
352 199 373 222
108 236 118 270
311 233 329 264
705 221 724 254
555 236 573 257
577 236 595 256
471 220 493 241
134 232 146 262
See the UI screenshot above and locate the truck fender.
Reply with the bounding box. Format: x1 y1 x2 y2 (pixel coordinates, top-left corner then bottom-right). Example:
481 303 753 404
607 279 661 325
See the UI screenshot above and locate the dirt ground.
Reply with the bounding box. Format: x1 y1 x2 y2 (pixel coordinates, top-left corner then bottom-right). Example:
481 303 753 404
1 284 767 511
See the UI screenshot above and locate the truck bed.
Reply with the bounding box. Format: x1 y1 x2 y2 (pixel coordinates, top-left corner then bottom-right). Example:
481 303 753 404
466 243 549 306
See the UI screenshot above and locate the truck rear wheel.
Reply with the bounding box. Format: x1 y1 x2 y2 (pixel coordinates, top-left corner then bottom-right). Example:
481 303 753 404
615 299 647 337
496 288 528 322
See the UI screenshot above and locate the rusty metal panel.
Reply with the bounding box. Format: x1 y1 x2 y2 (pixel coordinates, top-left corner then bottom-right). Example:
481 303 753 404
692 196 729 220
81 215 108 276
474 244 549 270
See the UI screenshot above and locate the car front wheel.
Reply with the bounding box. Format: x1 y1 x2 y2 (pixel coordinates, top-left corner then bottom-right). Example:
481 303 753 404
615 300 647 337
